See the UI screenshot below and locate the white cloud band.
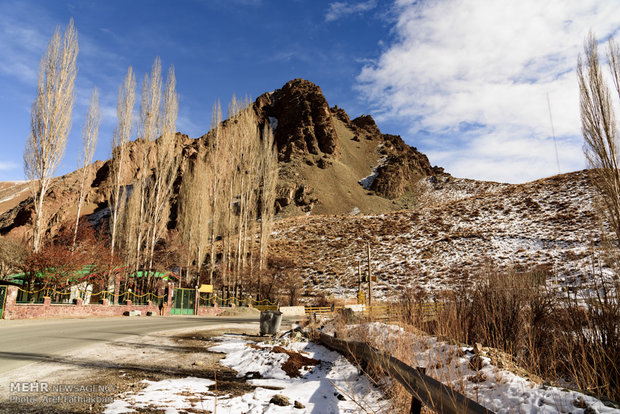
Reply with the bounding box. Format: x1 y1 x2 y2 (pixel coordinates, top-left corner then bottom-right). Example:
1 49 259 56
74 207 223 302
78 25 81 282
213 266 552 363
325 0 378 22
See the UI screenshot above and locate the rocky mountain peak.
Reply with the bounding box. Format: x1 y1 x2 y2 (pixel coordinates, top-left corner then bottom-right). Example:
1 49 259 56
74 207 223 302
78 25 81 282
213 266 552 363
255 78 340 162
351 114 381 136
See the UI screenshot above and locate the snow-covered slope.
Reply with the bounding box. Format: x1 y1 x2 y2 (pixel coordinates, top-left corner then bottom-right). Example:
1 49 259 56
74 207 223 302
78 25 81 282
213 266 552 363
270 170 614 301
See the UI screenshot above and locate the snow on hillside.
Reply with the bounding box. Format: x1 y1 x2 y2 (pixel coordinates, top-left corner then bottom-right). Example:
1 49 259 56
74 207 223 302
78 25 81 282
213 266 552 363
359 155 388 190
0 181 29 204
271 170 615 301
414 174 510 208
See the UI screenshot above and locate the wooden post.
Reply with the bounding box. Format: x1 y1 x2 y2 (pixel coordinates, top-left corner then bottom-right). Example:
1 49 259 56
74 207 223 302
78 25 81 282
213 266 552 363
194 285 199 315
367 242 372 309
357 260 364 304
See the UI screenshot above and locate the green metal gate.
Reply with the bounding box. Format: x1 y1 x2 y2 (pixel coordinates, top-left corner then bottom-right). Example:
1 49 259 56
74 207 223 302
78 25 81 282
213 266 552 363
170 288 195 315
0 286 7 319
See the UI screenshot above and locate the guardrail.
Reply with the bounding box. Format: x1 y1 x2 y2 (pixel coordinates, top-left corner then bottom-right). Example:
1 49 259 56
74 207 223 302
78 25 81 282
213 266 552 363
318 332 493 414
304 303 448 321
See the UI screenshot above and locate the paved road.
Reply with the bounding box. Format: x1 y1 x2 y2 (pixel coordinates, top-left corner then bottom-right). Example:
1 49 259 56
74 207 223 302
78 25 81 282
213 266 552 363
0 315 263 375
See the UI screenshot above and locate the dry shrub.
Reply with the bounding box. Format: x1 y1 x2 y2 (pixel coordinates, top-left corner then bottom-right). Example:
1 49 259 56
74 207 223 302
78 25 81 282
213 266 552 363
340 317 458 413
556 277 620 402
319 265 618 411
398 266 620 403
0 236 29 278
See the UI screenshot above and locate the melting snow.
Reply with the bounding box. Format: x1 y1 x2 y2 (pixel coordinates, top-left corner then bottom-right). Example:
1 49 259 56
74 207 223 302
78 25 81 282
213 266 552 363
352 322 619 414
104 325 620 414
359 156 387 190
104 333 388 413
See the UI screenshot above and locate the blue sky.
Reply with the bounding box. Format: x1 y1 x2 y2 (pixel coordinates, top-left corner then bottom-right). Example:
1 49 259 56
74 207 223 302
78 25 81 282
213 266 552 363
1 0 620 184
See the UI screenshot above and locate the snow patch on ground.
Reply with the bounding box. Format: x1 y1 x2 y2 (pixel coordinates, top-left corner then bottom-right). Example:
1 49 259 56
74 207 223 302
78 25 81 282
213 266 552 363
355 322 618 414
104 333 389 413
104 377 215 413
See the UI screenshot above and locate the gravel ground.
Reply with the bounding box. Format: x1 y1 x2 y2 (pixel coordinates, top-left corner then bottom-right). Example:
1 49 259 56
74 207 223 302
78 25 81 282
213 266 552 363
0 320 290 414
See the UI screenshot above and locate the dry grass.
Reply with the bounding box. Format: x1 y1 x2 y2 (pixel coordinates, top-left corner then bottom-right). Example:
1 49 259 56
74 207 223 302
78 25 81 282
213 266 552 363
324 264 619 412
404 267 620 404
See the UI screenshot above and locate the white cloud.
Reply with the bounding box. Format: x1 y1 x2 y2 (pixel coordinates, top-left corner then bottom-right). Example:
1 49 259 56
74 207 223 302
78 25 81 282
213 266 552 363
325 0 377 22
0 161 19 171
357 0 620 183
0 16 48 85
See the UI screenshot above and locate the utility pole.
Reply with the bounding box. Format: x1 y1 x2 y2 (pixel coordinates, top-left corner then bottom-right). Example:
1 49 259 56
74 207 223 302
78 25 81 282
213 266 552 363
358 260 362 289
357 259 364 305
367 242 372 308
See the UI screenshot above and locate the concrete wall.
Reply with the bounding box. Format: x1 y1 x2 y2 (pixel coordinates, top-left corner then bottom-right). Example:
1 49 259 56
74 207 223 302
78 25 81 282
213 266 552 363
6 300 160 319
196 306 224 316
279 306 306 316
2 285 170 320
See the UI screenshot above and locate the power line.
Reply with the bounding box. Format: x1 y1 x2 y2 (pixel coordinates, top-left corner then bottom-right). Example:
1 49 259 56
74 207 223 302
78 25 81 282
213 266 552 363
547 93 561 174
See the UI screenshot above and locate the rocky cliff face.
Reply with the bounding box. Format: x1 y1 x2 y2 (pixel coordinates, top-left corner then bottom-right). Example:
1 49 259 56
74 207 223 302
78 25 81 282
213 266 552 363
0 78 442 236
255 79 340 162
253 79 442 212
347 114 441 200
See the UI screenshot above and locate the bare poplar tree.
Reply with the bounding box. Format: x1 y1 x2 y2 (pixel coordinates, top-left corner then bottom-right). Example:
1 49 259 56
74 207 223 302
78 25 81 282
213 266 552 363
24 19 78 252
236 105 262 297
119 182 141 291
131 58 162 285
109 67 136 303
578 32 620 246
216 99 279 298
73 87 100 248
177 95 278 297
207 102 227 285
178 148 211 286
145 65 180 287
109 67 136 259
258 124 278 293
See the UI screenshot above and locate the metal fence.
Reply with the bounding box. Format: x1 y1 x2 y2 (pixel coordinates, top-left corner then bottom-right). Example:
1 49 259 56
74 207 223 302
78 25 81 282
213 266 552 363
15 286 166 305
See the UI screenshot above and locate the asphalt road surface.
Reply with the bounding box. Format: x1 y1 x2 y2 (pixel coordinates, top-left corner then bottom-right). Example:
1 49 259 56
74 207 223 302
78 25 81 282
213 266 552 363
0 315 262 375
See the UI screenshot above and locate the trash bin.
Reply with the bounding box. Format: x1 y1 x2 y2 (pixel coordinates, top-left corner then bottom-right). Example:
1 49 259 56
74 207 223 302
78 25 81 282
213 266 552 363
260 310 283 336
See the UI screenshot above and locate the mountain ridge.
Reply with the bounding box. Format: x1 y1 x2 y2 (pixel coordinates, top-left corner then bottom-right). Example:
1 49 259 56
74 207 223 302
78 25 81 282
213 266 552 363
0 78 443 239
269 169 613 301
